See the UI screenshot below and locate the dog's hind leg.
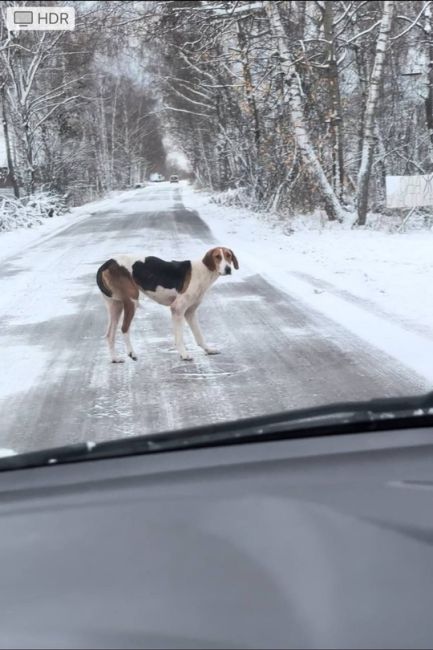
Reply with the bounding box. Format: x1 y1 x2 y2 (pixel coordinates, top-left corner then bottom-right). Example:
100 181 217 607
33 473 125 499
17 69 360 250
103 297 112 338
121 298 138 360
105 299 124 363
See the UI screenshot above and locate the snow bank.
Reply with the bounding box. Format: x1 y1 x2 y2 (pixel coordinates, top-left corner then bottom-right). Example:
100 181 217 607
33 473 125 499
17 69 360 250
0 191 68 233
183 185 433 382
0 188 139 265
210 187 433 233
185 186 433 330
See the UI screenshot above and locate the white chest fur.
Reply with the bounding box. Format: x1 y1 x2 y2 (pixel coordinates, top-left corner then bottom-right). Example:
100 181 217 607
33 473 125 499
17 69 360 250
143 286 178 306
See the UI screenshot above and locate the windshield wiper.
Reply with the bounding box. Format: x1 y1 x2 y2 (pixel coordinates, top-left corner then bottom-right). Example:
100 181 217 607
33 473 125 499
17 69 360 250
1 391 433 472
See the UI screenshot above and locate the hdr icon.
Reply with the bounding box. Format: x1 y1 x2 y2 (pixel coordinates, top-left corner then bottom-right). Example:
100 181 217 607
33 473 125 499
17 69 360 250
6 7 75 31
36 11 70 26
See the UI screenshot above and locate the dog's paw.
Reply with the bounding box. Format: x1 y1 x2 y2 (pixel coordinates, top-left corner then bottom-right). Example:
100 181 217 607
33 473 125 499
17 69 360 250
128 353 138 361
205 348 220 356
181 353 193 361
111 358 125 364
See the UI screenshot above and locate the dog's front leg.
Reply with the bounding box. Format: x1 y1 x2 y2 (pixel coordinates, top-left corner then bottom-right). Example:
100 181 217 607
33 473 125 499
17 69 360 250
171 301 192 361
185 306 219 355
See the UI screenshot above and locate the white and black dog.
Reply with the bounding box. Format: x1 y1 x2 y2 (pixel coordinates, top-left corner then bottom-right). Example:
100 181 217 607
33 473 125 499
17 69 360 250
96 247 239 362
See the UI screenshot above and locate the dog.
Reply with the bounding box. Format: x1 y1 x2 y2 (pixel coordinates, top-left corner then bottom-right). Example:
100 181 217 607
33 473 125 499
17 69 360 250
96 247 239 362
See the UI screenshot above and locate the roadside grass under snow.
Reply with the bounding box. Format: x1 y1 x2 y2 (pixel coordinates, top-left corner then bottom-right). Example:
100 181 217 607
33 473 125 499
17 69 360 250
0 191 69 233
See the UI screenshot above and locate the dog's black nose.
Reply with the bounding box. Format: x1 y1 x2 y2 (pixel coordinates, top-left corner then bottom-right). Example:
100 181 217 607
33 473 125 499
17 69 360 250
225 266 231 275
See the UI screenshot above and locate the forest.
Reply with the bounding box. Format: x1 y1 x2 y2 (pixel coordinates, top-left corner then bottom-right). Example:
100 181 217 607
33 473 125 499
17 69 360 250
0 1 431 225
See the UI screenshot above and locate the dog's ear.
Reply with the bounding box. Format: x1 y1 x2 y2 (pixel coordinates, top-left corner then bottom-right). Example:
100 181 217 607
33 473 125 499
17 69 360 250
202 248 217 272
229 249 239 270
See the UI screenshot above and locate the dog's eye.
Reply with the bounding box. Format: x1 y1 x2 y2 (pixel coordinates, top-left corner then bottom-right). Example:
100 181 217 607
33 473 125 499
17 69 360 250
216 254 222 260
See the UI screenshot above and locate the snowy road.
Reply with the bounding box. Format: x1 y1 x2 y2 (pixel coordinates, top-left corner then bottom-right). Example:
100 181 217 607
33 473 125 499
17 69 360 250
0 183 428 453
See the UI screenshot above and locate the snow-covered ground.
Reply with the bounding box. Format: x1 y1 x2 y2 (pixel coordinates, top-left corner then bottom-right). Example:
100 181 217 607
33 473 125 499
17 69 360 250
0 188 146 265
182 184 433 382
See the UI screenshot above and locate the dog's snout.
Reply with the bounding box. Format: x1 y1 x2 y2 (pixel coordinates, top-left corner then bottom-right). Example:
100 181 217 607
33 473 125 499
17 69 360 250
225 266 231 275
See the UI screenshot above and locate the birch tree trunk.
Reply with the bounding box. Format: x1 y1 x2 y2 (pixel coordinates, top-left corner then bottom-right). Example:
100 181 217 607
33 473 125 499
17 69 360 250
236 19 260 147
265 1 347 222
323 0 344 200
110 78 119 188
424 3 433 148
98 88 110 192
236 17 263 199
356 0 395 226
23 110 35 194
0 84 20 199
354 44 368 168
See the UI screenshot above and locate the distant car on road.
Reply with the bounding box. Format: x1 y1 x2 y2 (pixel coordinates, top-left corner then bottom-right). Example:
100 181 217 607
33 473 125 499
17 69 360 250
150 173 165 182
170 175 179 183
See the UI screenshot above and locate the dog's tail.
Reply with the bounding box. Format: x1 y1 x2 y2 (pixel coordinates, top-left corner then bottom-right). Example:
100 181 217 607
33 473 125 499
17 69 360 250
96 259 114 298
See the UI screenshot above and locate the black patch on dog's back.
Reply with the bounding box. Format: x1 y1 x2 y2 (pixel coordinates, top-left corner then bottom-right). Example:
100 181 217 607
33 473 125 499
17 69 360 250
96 258 116 297
132 257 191 293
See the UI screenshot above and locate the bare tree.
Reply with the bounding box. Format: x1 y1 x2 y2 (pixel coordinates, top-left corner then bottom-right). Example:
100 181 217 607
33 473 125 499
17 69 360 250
265 0 348 221
322 0 345 199
356 0 395 226
0 82 19 198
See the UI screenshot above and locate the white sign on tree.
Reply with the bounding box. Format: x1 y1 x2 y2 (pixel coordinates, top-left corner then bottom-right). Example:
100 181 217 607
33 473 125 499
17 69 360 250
386 174 433 209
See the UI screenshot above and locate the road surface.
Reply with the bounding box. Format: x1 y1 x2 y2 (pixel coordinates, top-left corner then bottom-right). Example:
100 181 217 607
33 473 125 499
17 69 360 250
0 184 428 453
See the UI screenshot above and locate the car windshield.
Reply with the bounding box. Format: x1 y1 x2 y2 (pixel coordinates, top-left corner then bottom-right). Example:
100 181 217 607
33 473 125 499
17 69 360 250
0 1 431 460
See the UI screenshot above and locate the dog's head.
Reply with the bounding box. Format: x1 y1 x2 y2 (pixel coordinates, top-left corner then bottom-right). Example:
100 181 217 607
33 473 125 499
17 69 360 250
202 247 239 276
